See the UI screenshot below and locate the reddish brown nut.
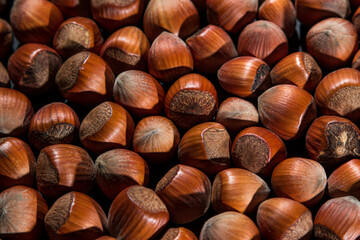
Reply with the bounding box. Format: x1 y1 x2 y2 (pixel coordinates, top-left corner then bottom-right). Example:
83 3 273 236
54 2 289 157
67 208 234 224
91 0 145 33
0 87 34 137
186 24 238 74
164 74 218 129
271 157 327 207
231 126 287 178
113 70 165 118
79 101 135 154
36 144 95 199
7 43 62 95
212 168 270 215
100 26 150 76
315 68 360 122
296 0 350 26
0 137 36 191
10 0 64 44
327 159 360 199
258 84 317 141
270 52 322 92
45 191 108 240
352 49 360 70
200 211 260 240
258 0 296 37
0 18 12 60
306 115 360 170
28 102 80 150
237 20 288 66
0 62 10 87
0 185 48 240
306 18 358 70
314 196 360 239
257 198 313 240
178 122 231 175
133 116 180 164
155 164 211 224
206 0 258 34
143 0 200 42
53 17 103 59
95 149 149 200
217 56 271 98
109 185 169 239
51 0 91 18
55 51 115 107
96 237 117 240
216 97 259 137
161 227 198 240
148 32 193 83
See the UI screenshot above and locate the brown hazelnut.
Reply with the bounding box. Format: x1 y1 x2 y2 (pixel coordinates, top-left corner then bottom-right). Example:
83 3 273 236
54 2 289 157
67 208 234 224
53 17 103 59
164 73 218 129
7 43 62 95
28 102 80 150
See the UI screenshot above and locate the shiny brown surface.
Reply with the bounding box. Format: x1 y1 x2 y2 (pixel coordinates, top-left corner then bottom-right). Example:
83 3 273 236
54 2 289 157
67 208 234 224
133 116 180 163
306 18 358 70
258 84 317 141
79 101 135 154
0 87 33 137
55 51 115 107
155 164 211 224
0 137 36 191
28 102 80 150
206 0 258 34
257 198 313 240
36 144 95 199
186 24 238 74
200 211 260 240
164 74 218 129
178 122 230 175
259 0 296 37
315 68 360 122
91 0 145 33
10 0 64 44
7 43 62 95
95 148 149 200
314 196 360 239
296 0 350 26
328 159 360 199
216 97 259 136
271 157 327 207
109 185 169 239
113 70 165 118
232 126 287 178
212 168 270 215
148 32 193 83
0 185 48 240
271 52 322 92
44 191 108 240
305 115 360 169
161 227 198 240
143 0 199 42
218 56 271 98
100 26 150 75
53 17 103 58
237 20 288 66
